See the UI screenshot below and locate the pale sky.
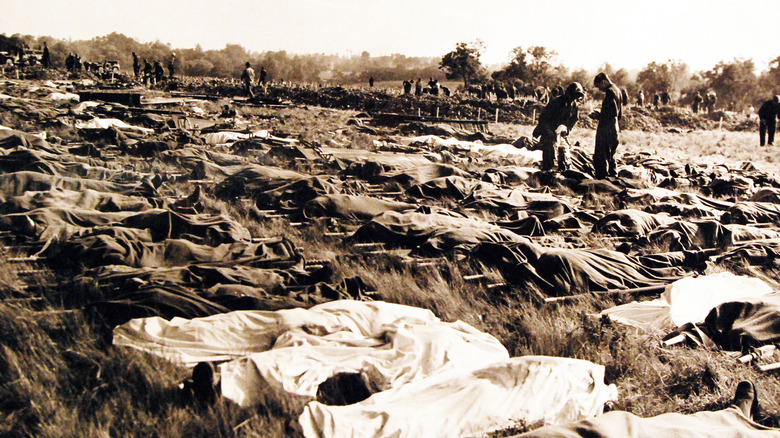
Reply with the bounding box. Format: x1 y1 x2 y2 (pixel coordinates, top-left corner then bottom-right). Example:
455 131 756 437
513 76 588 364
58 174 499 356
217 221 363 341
1 0 778 73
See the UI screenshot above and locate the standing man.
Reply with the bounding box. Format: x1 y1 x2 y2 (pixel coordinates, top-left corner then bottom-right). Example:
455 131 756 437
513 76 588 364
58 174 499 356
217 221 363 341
705 91 717 114
132 52 140 79
369 75 374 88
692 92 703 114
168 53 176 79
153 60 164 86
259 67 267 86
143 59 152 87
65 53 74 72
532 82 585 171
758 96 779 147
590 72 623 179
241 62 255 98
41 42 50 68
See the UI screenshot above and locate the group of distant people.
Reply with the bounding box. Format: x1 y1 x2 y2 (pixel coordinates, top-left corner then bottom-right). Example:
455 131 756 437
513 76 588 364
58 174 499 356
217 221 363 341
1 42 51 77
132 52 177 87
534 73 780 177
401 78 450 97
240 62 268 98
533 72 621 179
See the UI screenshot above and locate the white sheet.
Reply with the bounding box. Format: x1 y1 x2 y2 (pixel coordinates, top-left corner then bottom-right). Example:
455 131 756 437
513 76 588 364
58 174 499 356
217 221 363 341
601 272 773 333
74 117 153 134
203 131 250 145
300 355 617 438
114 300 616 437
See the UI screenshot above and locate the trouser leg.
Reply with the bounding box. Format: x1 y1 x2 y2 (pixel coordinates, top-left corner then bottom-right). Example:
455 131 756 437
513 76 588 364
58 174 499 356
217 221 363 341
557 137 570 171
769 120 776 145
593 143 607 179
594 121 618 179
760 119 767 146
540 135 555 170
608 141 618 177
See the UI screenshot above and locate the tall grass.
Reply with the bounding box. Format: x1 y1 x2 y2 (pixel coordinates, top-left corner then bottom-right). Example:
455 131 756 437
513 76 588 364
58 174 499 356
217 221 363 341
2 92 780 436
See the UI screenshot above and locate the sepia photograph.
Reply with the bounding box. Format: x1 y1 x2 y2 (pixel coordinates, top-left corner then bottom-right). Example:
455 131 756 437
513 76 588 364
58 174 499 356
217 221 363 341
1 1 780 436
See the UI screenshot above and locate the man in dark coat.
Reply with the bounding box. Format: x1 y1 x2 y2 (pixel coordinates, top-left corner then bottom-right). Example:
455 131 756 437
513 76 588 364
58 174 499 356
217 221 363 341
143 59 152 87
153 60 164 85
758 96 779 146
402 80 412 95
533 82 585 171
692 92 703 113
65 53 74 72
590 72 623 179
259 67 267 86
132 52 140 78
41 42 50 68
168 53 176 79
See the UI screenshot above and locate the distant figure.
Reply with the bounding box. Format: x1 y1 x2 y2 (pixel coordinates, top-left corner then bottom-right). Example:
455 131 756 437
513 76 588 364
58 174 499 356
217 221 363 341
758 96 780 146
414 78 422 96
427 78 439 96
692 91 703 113
661 91 671 105
533 82 585 172
369 75 374 88
73 54 81 72
636 89 645 107
132 52 140 78
620 88 629 106
220 104 237 118
441 86 450 97
143 59 152 87
241 61 255 98
590 72 622 179
402 79 412 95
653 93 660 109
705 91 717 114
65 53 74 72
41 42 50 68
259 67 267 86
168 53 176 79
153 60 164 85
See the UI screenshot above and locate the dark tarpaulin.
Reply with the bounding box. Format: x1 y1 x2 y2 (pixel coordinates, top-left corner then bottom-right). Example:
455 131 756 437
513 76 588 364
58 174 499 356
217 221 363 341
351 208 528 253
472 241 690 296
668 294 780 352
303 194 415 220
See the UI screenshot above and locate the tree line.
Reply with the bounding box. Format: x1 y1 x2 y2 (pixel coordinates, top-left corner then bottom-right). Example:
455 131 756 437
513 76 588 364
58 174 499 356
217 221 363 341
441 40 780 112
0 32 445 85
2 32 778 111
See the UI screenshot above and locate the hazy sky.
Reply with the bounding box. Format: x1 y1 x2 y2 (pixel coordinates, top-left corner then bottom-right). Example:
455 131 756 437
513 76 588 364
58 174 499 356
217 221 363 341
2 0 778 72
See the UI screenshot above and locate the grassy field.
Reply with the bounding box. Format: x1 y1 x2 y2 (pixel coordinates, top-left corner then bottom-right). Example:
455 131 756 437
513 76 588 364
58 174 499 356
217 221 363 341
2 101 780 437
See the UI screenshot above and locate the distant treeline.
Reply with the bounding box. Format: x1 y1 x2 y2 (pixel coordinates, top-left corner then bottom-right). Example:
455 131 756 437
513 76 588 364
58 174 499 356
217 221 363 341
2 32 779 111
0 32 445 84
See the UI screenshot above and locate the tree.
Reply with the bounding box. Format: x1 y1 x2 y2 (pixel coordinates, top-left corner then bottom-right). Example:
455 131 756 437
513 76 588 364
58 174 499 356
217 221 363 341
760 56 780 98
440 41 484 87
703 59 758 110
637 60 690 96
637 62 671 95
493 46 557 87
